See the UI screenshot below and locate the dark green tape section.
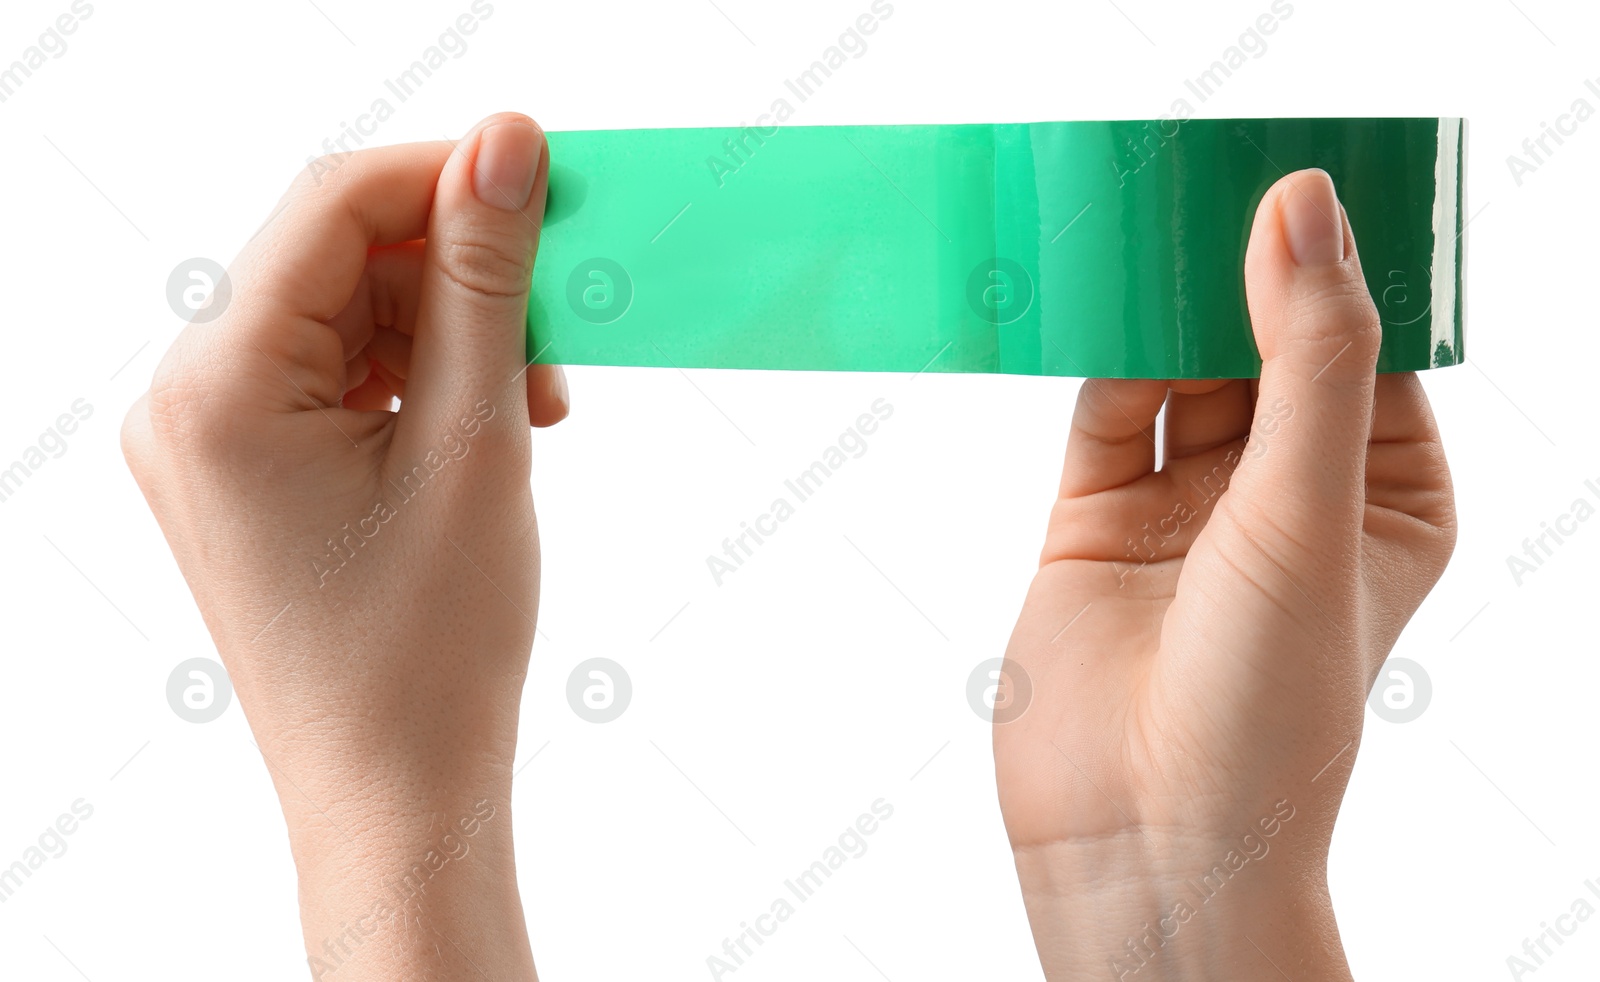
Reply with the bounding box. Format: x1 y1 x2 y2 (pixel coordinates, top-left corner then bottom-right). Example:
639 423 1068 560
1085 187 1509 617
528 118 1465 378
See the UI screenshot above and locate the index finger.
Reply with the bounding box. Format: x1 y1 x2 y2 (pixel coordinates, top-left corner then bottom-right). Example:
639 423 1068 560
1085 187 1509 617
162 141 458 412
240 141 455 321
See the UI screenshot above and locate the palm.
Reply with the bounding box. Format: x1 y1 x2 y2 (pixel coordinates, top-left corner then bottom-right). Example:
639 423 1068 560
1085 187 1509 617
993 375 1454 852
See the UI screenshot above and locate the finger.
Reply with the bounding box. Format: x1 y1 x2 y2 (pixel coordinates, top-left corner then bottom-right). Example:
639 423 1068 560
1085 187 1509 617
245 145 450 321
397 113 549 445
1051 382 1252 570
1360 372 1456 657
1042 379 1168 567
1162 378 1253 464
1366 372 1454 529
365 241 427 338
1057 379 1166 499
343 351 372 394
165 142 455 412
355 242 564 425
1369 372 1438 444
526 364 570 428
324 242 428 357
1229 168 1381 548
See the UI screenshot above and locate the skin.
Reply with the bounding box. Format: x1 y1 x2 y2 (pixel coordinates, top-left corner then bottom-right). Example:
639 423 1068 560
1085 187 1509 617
123 113 560 980
125 114 1451 980
994 168 1456 979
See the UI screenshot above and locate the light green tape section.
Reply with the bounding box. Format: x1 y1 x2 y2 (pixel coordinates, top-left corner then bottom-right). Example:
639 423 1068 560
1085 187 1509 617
529 118 1465 378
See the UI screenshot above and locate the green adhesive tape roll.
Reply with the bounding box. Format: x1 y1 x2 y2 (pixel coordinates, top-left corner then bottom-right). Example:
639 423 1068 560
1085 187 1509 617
528 118 1465 378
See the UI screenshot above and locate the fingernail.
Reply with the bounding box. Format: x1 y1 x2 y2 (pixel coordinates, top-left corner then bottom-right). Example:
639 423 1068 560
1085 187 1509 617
1281 169 1345 266
473 120 543 211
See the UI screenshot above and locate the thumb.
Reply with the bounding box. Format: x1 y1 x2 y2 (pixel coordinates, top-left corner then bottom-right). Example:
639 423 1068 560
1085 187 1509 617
1230 168 1381 549
398 113 550 446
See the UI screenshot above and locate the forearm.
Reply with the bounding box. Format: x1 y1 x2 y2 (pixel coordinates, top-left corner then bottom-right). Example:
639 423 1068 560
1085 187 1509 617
1014 829 1351 982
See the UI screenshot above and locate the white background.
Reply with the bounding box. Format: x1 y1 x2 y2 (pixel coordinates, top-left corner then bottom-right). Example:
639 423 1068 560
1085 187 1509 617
0 0 1596 979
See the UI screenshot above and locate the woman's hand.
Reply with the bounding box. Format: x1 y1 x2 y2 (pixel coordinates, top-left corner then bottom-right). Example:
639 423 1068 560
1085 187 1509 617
123 113 560 980
994 168 1456 980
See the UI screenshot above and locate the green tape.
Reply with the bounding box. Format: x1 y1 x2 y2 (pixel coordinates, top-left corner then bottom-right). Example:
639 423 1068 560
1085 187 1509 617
528 118 1465 378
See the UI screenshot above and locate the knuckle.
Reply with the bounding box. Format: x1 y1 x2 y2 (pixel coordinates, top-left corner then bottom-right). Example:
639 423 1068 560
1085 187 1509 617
146 371 239 453
1074 380 1160 446
1285 274 1380 335
120 396 153 477
287 153 371 227
1282 271 1383 357
269 155 362 243
298 152 353 194
433 228 534 302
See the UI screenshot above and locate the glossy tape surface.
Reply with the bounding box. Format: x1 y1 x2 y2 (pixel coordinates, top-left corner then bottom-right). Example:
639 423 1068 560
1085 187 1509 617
529 118 1465 378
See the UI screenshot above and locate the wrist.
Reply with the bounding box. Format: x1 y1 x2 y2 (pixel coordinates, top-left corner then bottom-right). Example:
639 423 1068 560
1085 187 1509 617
1011 805 1350 982
249 723 530 980
287 788 535 981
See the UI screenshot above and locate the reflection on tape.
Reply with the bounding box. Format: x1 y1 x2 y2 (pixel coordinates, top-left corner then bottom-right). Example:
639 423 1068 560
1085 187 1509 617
529 118 1466 379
